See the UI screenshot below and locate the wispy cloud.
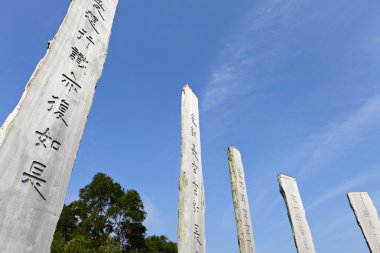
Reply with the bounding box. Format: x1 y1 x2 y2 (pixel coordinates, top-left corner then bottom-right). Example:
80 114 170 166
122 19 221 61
202 65 239 111
202 0 302 112
307 165 380 210
299 95 380 177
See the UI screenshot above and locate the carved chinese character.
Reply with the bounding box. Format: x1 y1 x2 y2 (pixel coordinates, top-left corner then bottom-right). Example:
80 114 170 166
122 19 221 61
191 125 197 137
62 72 81 94
191 114 197 127
242 208 249 219
237 168 243 180
241 193 247 205
69 47 88 68
194 224 202 246
295 213 302 221
193 201 200 213
35 128 61 151
192 181 198 196
47 95 70 126
247 239 254 252
291 194 298 203
77 28 95 49
192 161 198 174
299 225 306 236
22 161 47 200
85 10 99 34
191 144 199 161
238 180 245 191
92 0 105 20
47 95 59 110
245 223 251 234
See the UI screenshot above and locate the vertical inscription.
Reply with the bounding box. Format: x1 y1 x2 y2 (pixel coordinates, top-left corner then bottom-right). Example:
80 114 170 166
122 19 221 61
178 85 206 253
348 192 380 252
227 147 256 253
278 174 316 253
20 0 110 201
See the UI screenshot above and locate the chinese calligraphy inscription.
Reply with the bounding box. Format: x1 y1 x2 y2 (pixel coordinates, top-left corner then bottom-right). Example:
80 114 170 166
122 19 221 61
0 0 119 252
348 192 380 252
228 147 256 253
178 85 206 253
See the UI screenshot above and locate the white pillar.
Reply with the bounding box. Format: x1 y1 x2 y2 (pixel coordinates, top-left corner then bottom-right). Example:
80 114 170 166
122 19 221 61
0 0 118 252
348 192 380 253
278 174 316 253
228 146 256 253
178 85 206 253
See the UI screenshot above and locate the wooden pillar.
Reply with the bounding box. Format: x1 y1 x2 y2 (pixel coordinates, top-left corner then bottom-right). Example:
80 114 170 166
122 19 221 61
228 146 256 253
178 85 206 253
348 192 380 253
278 174 316 253
0 0 119 251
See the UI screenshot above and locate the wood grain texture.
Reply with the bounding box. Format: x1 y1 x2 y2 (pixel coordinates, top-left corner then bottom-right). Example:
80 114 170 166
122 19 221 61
0 0 118 251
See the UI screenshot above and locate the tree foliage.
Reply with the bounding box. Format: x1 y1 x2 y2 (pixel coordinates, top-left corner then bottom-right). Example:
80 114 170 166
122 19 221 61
145 236 177 253
51 173 177 253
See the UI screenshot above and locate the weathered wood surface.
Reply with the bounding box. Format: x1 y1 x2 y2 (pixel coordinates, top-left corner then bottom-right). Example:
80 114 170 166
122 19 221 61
278 174 316 253
0 0 118 252
228 146 256 253
178 85 206 253
348 192 380 253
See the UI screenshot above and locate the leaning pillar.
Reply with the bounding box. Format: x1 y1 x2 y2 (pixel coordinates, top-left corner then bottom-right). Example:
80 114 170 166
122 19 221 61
0 0 119 251
278 174 316 253
227 146 256 253
348 192 380 253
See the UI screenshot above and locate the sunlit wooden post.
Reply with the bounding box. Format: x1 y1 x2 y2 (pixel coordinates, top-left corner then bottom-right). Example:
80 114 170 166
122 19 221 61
228 146 256 253
178 85 206 253
278 174 316 253
348 192 380 253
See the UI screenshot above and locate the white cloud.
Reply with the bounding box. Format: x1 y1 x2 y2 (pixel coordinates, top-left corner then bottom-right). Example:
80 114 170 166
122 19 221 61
307 165 380 210
202 65 239 111
299 95 380 177
201 0 301 112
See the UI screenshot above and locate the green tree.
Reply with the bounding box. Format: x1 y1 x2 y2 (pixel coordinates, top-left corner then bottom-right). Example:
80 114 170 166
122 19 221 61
145 235 177 253
109 190 147 252
51 172 177 253
52 173 147 252
74 173 126 249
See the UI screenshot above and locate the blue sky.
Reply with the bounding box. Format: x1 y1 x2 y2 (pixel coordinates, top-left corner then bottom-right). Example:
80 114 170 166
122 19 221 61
1 0 380 252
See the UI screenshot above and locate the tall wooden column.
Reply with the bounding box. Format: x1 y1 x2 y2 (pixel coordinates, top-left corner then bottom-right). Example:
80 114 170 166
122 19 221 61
178 85 206 253
228 146 256 253
0 0 119 251
348 192 380 253
278 174 316 253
